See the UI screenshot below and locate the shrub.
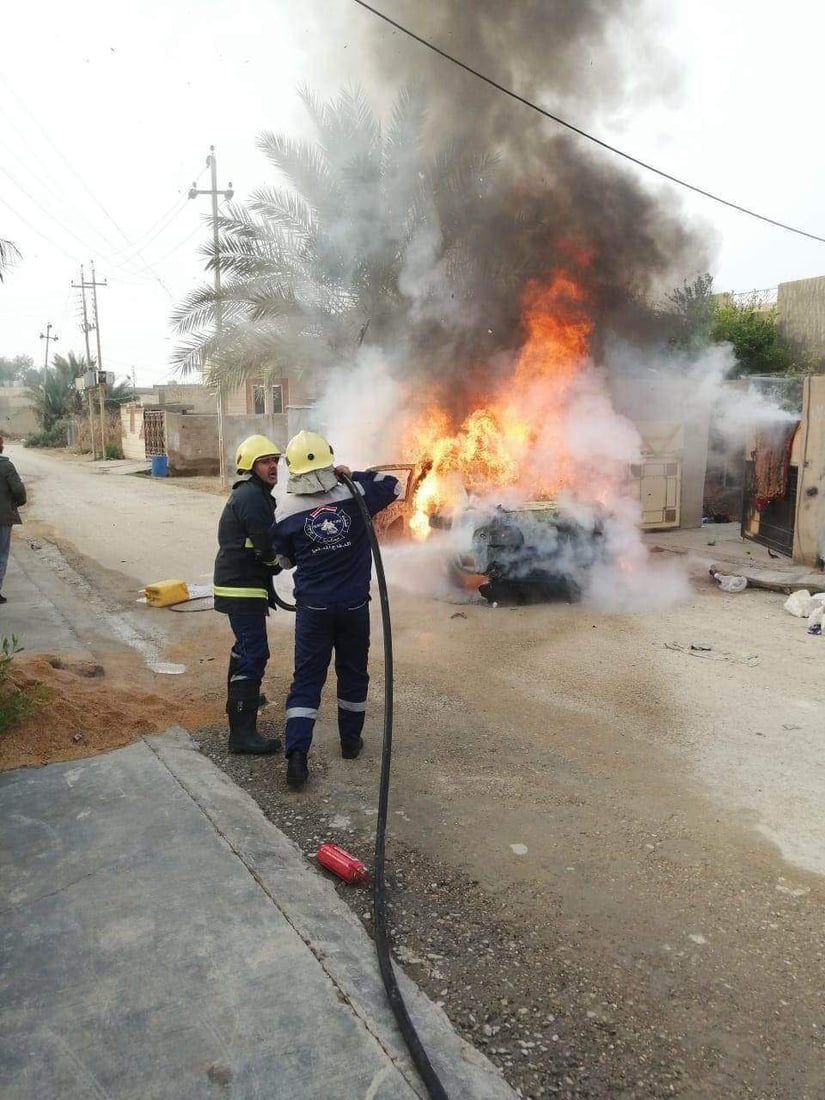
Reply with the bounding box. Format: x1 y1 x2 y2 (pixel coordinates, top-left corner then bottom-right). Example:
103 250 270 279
105 442 123 460
23 422 69 448
0 635 40 735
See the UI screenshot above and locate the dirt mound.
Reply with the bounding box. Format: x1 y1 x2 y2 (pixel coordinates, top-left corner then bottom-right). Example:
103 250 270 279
0 654 186 771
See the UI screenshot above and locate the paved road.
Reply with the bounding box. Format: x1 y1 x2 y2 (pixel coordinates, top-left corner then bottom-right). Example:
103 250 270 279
0 728 514 1100
7 446 825 1097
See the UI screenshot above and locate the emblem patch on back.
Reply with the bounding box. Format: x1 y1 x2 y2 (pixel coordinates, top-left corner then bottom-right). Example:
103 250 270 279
305 504 351 544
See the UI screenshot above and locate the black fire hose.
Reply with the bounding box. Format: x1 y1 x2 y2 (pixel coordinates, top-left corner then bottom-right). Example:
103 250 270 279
270 587 297 613
339 472 450 1100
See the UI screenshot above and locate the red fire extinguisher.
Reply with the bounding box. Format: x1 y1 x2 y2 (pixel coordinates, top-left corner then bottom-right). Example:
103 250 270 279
316 842 369 885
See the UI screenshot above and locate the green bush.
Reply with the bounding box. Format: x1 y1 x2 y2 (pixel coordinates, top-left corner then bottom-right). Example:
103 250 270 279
0 635 40 735
105 442 124 460
23 422 69 448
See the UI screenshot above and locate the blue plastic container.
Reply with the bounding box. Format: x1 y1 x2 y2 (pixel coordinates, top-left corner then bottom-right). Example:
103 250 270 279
151 454 168 477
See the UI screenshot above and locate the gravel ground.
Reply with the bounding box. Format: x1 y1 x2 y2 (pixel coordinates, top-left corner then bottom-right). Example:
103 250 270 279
196 722 706 1100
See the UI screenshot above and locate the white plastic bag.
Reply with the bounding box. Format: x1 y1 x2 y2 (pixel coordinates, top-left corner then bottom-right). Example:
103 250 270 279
784 590 813 617
713 572 747 593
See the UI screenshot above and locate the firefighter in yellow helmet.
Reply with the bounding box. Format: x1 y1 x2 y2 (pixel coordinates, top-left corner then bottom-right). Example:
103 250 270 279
213 434 284 754
272 430 401 789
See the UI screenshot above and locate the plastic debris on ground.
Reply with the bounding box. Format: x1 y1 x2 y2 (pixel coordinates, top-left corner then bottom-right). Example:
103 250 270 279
710 570 747 593
783 589 825 618
782 590 825 635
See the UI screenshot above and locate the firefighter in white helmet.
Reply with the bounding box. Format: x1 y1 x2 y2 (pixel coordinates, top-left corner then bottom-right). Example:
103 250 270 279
272 430 401 789
213 434 284 754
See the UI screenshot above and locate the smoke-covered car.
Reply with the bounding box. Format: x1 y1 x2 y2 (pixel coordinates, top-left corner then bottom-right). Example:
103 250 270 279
368 464 606 603
450 500 607 604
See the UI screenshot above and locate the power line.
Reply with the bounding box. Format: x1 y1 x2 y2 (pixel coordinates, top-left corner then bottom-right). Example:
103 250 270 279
0 192 79 263
350 0 825 246
0 139 188 282
0 74 175 294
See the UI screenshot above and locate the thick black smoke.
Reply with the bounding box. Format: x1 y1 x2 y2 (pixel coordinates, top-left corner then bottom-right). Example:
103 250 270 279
347 0 711 405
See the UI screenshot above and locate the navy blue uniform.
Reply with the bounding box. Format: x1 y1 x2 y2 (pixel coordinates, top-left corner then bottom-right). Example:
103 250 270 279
273 471 400 754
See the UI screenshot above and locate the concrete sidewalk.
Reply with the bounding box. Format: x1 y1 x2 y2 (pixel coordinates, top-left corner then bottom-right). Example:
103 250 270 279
644 521 825 592
1 538 85 654
0 728 515 1100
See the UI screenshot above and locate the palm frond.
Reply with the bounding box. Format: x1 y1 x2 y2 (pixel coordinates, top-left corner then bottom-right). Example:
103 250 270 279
256 132 335 215
0 238 21 282
247 186 314 240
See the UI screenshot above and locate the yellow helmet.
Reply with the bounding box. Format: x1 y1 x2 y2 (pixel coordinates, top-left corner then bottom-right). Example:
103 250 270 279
235 434 281 472
284 430 334 476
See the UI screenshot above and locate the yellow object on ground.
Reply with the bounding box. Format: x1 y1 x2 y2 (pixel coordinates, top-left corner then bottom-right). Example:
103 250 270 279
144 580 190 607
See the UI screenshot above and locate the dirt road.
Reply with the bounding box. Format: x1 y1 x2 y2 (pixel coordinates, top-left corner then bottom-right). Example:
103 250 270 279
9 446 825 1098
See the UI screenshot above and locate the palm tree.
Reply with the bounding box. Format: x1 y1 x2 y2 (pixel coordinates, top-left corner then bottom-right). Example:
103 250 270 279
0 239 21 283
171 85 498 391
26 352 89 430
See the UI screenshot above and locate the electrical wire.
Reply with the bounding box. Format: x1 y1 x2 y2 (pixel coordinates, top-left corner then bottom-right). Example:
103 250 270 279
0 146 189 284
0 192 79 263
0 74 175 294
350 0 825 246
339 472 450 1100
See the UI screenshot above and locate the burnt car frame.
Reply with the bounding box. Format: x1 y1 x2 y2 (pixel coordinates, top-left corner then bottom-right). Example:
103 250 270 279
368 464 607 603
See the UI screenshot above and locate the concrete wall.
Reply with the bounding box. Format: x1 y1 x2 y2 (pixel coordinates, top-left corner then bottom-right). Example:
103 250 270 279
153 383 217 413
222 414 288 476
777 276 825 366
120 403 145 461
165 413 220 476
0 385 38 437
608 375 710 529
793 374 825 567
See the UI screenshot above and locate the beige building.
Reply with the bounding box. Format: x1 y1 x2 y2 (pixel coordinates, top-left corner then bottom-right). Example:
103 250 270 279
120 374 306 475
777 275 825 367
0 383 38 437
609 375 711 530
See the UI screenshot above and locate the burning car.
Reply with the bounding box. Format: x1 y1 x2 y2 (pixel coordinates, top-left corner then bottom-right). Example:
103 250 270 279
369 462 607 603
451 499 607 604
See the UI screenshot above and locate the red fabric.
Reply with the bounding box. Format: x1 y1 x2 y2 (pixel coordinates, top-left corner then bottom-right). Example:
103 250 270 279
753 422 799 511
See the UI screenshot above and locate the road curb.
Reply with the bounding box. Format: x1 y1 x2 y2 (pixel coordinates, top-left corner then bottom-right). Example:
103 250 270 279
145 726 517 1100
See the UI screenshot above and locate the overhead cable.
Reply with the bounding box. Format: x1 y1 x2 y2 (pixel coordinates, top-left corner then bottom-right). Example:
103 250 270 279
350 0 825 245
0 74 175 293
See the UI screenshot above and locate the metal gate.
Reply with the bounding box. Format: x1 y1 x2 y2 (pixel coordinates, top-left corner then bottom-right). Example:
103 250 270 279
741 461 797 557
143 409 166 457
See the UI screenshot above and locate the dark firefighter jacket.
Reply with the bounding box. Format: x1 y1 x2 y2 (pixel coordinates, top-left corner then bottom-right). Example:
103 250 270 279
213 474 280 615
0 456 26 526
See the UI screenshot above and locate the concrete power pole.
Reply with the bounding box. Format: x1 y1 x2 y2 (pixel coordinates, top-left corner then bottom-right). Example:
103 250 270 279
189 146 234 483
39 323 58 373
72 264 108 459
72 266 96 458
89 261 108 459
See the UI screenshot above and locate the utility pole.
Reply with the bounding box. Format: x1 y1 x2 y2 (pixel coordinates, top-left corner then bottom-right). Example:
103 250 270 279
39 323 58 373
189 146 234 483
72 263 108 459
72 266 95 457
89 261 108 459
72 265 94 364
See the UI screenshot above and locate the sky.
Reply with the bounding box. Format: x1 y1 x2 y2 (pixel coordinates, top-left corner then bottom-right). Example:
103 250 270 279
2 0 825 386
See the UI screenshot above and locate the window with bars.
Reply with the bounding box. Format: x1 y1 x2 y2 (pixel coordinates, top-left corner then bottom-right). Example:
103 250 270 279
246 379 288 414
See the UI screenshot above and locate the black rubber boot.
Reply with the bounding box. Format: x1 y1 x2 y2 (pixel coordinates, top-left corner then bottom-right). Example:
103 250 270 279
340 737 363 760
228 654 268 709
286 750 309 790
227 680 281 754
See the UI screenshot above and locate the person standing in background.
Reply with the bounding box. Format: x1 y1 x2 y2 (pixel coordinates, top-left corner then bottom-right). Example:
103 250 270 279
0 437 26 604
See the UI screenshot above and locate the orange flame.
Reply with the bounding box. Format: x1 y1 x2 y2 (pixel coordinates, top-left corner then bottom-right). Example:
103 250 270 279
403 271 594 538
